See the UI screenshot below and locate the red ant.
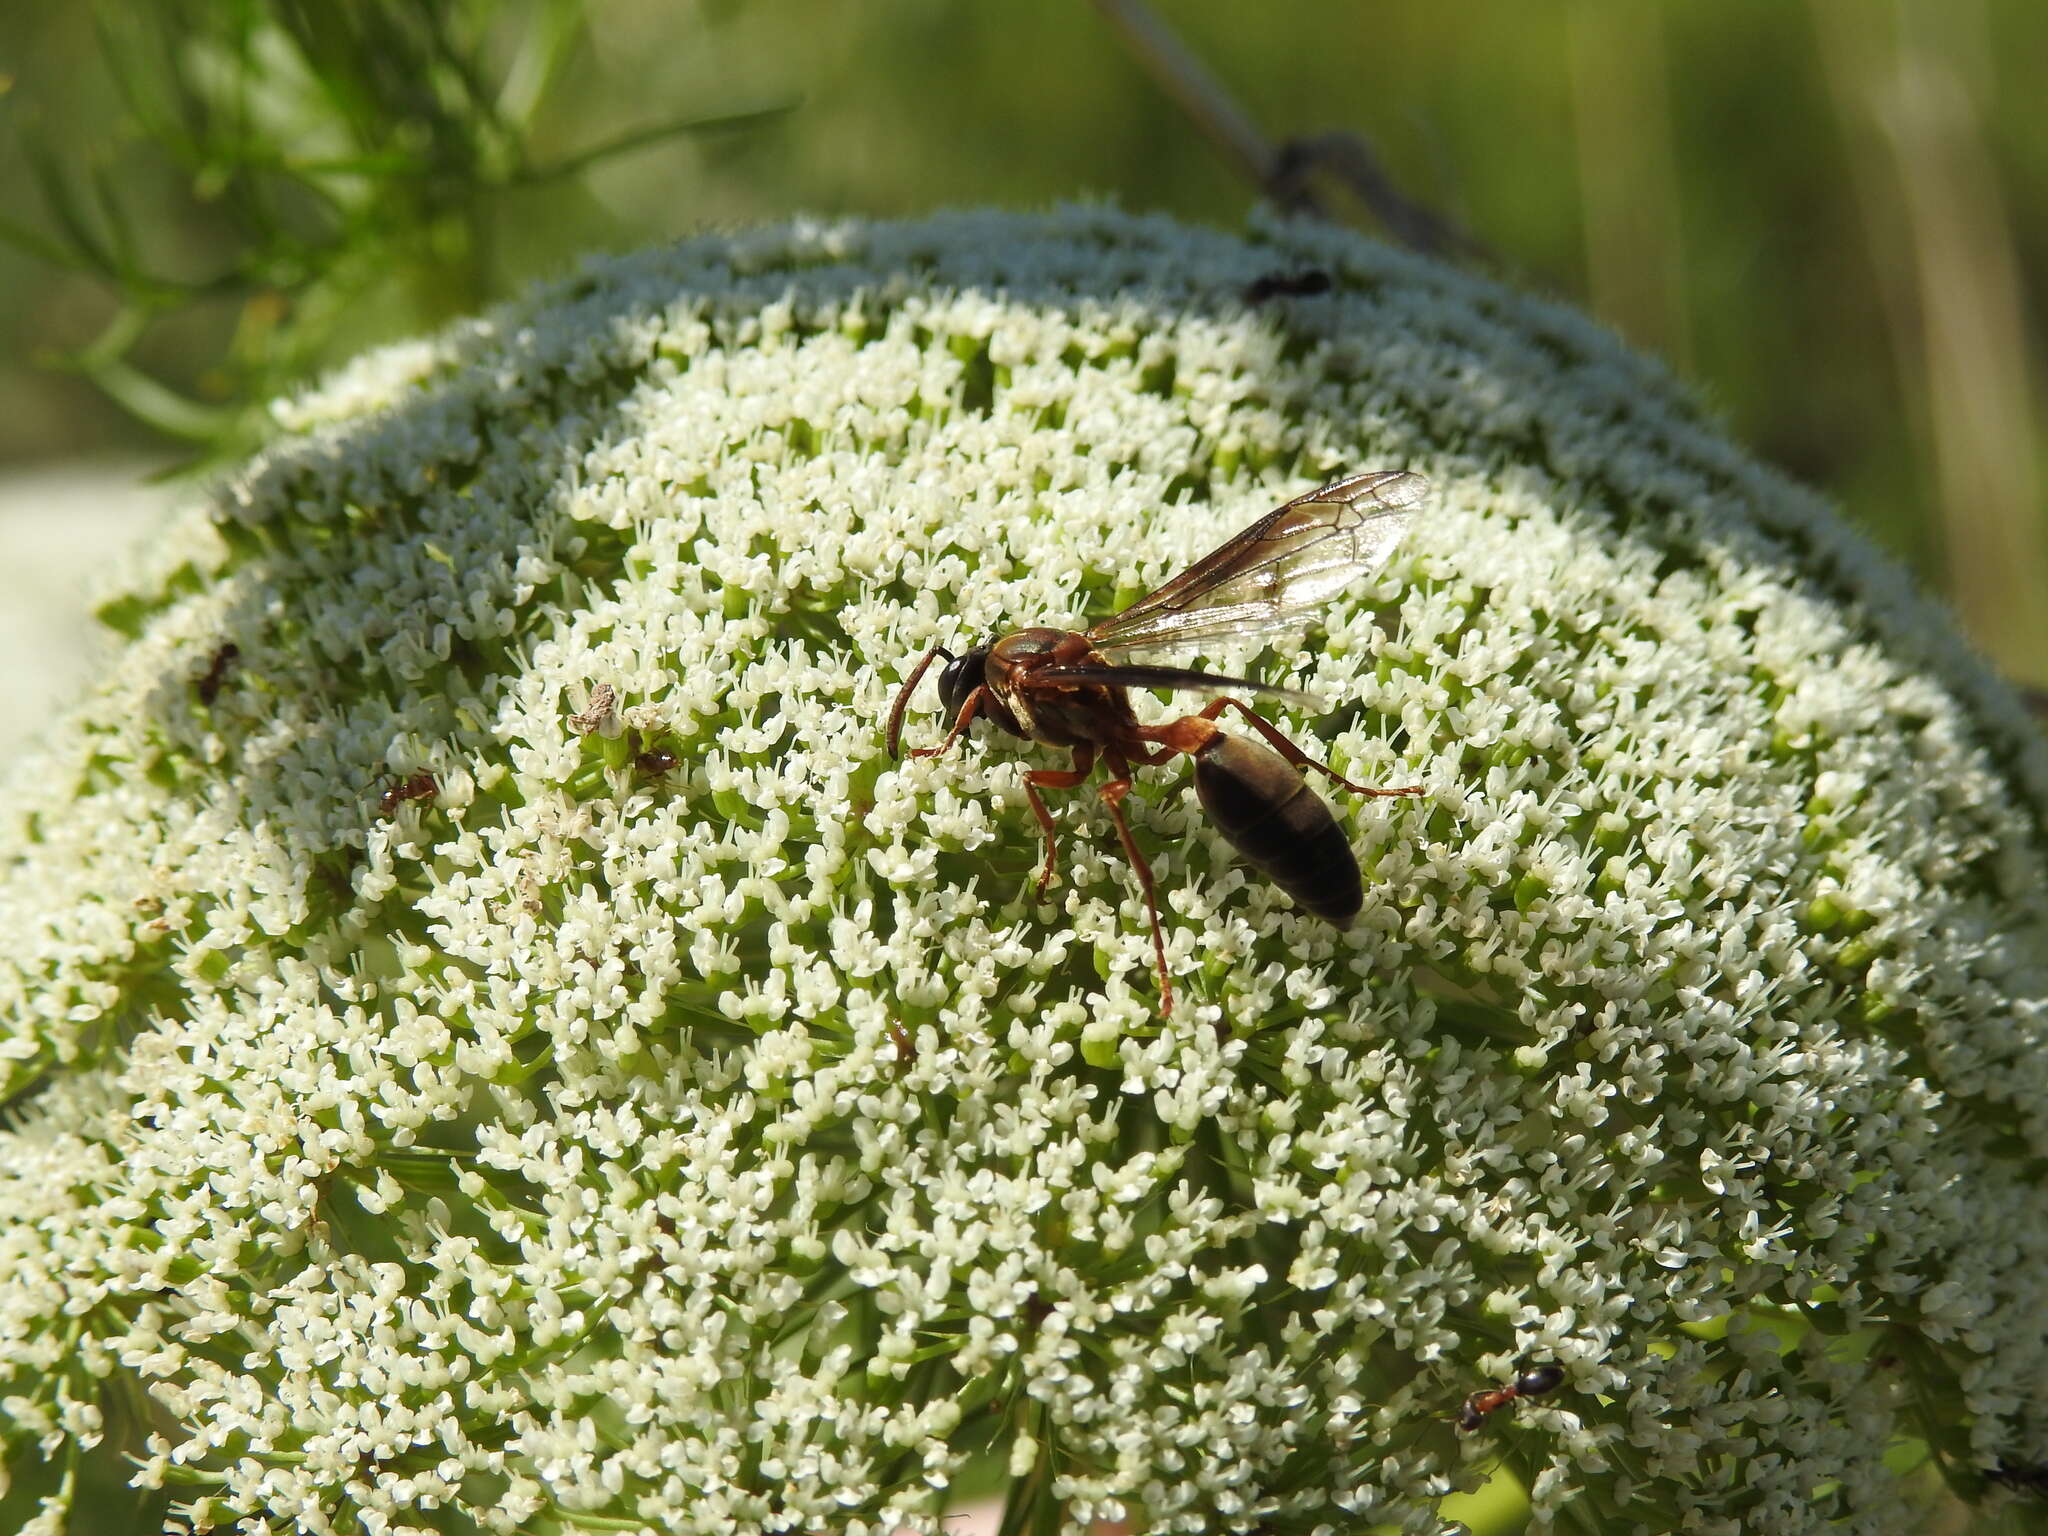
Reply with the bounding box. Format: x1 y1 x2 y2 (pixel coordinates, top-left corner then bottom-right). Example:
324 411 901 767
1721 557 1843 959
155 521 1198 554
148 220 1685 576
887 1020 915 1071
374 770 438 818
1457 1362 1566 1432
634 746 679 777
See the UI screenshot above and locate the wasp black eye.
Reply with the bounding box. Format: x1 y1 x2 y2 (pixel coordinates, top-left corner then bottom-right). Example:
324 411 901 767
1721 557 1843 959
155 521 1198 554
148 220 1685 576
937 647 990 715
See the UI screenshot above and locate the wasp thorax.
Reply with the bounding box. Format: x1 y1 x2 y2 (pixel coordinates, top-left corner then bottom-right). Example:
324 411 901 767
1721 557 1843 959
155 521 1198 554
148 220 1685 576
937 646 991 716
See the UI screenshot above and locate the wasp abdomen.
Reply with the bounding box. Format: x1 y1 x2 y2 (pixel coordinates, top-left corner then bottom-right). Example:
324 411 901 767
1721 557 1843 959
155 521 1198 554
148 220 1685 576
1192 733 1363 925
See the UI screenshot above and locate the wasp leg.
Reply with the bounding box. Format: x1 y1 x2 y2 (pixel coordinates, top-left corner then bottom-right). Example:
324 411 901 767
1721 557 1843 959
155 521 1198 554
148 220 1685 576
1096 755 1175 1017
1020 747 1096 896
907 686 988 761
1146 696 1424 798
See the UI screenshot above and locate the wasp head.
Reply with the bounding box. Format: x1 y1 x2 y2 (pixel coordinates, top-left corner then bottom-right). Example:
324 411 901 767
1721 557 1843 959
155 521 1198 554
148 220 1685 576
936 646 991 717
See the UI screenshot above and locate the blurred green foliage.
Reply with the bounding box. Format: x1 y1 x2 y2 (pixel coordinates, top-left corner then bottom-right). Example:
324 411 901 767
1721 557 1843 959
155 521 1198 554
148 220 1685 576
0 0 787 463
4 1 2045 681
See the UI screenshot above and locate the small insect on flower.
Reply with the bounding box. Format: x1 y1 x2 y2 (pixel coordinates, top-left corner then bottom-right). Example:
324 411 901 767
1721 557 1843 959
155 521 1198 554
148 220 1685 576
1243 268 1332 303
568 682 617 736
634 745 680 778
373 770 439 819
1987 1460 2048 1498
1457 1362 1567 1433
886 470 1429 1016
195 642 240 706
887 1019 915 1072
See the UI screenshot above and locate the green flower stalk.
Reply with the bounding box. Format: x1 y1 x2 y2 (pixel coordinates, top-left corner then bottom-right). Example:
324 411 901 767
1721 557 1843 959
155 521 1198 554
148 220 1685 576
3 207 2046 1536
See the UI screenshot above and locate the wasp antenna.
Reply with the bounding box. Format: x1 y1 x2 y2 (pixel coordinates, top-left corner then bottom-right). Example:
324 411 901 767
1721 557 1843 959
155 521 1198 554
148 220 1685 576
1259 682 1322 710
885 646 953 759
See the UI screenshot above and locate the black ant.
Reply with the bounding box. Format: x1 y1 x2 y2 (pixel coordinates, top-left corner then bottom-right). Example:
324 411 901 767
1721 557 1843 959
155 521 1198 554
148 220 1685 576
195 642 240 706
1457 1362 1566 1432
1243 268 1332 304
1988 1460 2048 1497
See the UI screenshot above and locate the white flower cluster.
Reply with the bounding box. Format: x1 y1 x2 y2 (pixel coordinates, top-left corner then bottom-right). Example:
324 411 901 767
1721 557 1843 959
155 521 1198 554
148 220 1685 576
3 206 2047 1536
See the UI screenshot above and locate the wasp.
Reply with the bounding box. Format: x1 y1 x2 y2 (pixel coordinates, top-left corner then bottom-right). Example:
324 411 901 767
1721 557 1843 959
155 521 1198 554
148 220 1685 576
1457 1362 1566 1433
885 470 1428 1015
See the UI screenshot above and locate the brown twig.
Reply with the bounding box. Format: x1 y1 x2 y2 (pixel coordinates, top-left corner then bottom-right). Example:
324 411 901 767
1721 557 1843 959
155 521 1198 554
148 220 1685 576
1267 132 1490 262
1089 0 1486 262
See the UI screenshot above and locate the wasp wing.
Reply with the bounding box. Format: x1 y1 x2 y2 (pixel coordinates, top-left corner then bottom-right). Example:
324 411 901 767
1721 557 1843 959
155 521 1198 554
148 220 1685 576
1033 663 1318 709
1086 469 1426 654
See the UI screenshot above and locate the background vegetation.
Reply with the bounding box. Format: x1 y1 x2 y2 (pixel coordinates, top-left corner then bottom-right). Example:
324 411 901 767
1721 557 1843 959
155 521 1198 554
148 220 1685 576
4 0 2045 684
4 1 2046 688
4 0 2046 691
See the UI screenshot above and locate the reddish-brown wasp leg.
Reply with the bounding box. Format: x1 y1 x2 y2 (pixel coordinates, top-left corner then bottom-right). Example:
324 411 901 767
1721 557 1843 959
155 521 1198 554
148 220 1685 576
1096 754 1175 1017
885 646 953 759
906 687 988 761
1192 696 1423 798
1021 747 1096 896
